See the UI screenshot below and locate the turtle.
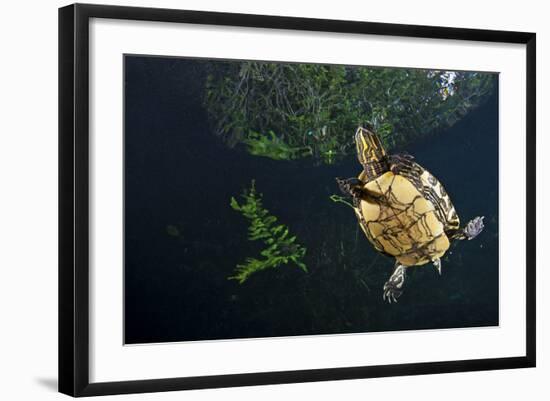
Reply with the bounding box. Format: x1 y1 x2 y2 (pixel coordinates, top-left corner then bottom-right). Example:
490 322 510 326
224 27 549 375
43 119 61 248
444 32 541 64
336 126 485 303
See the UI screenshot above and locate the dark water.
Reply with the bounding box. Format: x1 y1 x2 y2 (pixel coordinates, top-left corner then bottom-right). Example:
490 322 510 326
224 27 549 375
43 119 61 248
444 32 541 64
124 56 499 344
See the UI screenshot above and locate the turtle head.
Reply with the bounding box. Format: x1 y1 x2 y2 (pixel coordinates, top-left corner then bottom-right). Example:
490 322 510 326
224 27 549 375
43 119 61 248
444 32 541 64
355 126 387 166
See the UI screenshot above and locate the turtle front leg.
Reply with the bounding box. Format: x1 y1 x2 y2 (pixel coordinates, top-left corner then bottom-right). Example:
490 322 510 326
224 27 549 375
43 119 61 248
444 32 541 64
336 177 364 205
336 177 385 205
336 177 362 196
452 216 485 241
387 153 415 175
383 262 407 303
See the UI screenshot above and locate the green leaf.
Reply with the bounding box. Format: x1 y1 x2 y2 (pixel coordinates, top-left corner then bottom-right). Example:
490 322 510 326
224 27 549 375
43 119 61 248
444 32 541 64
229 197 240 211
229 180 308 283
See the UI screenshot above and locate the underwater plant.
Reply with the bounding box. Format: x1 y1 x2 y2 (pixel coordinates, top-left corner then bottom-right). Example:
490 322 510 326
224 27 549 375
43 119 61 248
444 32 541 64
229 181 308 283
329 194 354 209
205 62 496 164
243 131 312 161
165 224 181 237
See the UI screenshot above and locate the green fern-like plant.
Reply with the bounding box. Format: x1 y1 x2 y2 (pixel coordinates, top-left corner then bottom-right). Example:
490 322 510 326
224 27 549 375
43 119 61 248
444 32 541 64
229 181 307 283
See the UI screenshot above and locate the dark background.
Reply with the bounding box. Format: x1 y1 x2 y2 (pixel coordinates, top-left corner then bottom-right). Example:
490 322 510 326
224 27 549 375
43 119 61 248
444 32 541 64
124 55 499 344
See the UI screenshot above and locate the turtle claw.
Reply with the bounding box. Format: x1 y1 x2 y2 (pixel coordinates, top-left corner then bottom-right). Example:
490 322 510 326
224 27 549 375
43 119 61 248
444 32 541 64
383 264 406 304
336 177 350 195
463 216 485 240
383 287 402 303
433 258 442 275
336 177 362 197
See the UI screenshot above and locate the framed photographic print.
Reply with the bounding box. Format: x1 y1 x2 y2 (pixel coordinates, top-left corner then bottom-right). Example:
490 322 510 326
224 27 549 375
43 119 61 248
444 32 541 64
58 3 536 397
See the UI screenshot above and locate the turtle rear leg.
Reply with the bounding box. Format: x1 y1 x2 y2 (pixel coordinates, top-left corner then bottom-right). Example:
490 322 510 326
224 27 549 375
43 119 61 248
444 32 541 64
383 262 407 303
451 216 485 241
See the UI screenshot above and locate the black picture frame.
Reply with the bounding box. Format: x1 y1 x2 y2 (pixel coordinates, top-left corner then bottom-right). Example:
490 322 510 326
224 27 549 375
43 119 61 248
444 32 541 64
59 3 536 397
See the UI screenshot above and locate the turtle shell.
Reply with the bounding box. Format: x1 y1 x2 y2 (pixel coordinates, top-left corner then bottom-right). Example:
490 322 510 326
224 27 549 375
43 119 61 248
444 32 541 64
355 165 459 267
417 167 460 233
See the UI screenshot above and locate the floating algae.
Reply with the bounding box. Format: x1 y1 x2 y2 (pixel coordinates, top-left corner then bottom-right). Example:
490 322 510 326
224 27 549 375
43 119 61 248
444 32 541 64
229 180 307 283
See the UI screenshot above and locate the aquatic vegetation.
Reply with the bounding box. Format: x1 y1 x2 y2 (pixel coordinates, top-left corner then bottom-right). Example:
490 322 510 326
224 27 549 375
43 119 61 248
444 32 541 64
329 194 354 209
166 224 181 237
205 62 496 164
243 131 312 161
229 181 308 283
